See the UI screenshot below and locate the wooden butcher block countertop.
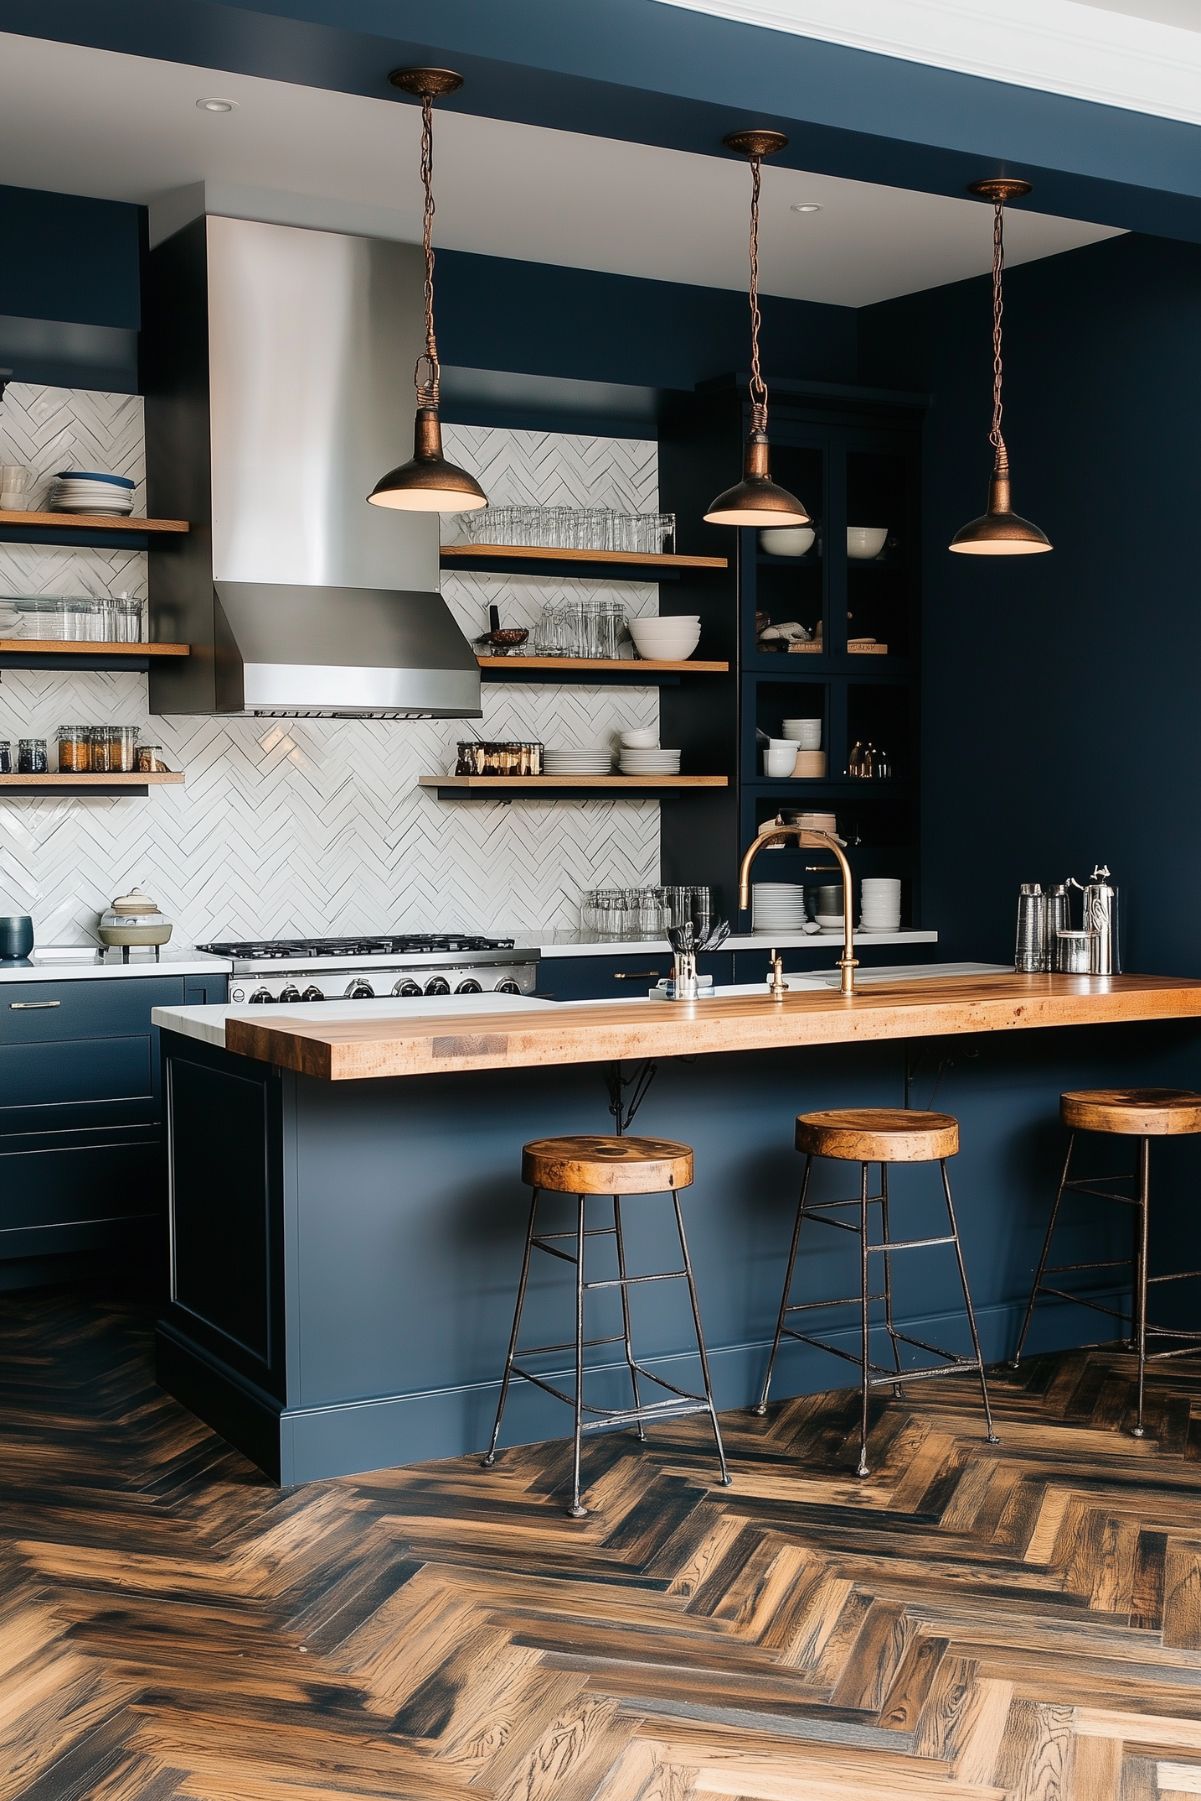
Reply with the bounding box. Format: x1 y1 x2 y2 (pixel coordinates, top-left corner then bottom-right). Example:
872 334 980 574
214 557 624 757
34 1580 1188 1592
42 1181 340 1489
221 972 1201 1082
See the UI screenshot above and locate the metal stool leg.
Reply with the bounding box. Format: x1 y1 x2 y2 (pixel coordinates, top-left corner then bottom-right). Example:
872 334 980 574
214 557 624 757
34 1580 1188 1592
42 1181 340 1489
612 1195 645 1442
879 1162 904 1400
482 1188 540 1467
939 1160 999 1444
672 1189 732 1487
568 1195 589 1518
1131 1137 1151 1439
857 1160 872 1477
754 1154 813 1415
1011 1133 1077 1370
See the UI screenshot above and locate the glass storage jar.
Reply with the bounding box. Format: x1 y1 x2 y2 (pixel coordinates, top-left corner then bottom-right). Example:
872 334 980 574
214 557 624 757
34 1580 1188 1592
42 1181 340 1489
18 738 48 774
56 725 92 772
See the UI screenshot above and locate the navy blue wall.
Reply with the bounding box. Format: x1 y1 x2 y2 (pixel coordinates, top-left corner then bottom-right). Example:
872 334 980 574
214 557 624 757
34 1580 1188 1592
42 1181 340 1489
859 230 1201 976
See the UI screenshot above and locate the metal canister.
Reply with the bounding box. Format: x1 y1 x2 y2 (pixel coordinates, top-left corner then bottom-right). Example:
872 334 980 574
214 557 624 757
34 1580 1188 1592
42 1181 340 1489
1082 865 1118 974
1045 883 1071 970
1015 883 1047 972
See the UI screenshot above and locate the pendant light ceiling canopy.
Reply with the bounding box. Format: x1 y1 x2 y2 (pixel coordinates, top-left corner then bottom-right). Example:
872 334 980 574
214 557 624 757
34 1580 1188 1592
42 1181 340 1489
705 129 810 529
368 67 487 514
949 177 1051 557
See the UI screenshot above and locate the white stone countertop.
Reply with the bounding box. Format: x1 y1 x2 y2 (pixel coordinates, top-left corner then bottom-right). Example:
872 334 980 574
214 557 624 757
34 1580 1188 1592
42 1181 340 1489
515 928 939 958
152 989 559 1049
0 946 233 983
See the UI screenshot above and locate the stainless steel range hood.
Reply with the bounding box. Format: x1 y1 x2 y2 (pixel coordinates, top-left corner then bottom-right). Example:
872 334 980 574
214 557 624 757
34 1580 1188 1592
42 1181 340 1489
144 214 481 719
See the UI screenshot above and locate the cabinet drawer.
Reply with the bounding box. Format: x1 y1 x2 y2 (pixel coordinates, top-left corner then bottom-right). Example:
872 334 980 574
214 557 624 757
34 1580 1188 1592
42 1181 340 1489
0 1038 154 1130
0 1131 161 1237
1 976 184 1044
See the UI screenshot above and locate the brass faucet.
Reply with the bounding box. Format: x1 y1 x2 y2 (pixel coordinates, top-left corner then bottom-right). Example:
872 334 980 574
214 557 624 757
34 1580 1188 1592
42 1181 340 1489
737 825 858 997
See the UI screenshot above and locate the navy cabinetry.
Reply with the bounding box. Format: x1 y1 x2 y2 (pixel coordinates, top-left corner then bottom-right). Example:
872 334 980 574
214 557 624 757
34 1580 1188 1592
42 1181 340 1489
537 951 734 1001
0 971 226 1276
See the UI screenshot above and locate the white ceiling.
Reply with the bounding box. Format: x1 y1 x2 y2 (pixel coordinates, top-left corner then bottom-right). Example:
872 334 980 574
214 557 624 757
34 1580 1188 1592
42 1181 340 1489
0 31 1121 309
655 0 1201 123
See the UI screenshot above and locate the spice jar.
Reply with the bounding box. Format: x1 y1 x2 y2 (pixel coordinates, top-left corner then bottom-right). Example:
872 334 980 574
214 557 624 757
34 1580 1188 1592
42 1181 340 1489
57 725 92 773
0 742 11 774
109 726 139 772
18 738 48 774
134 743 168 774
90 727 115 773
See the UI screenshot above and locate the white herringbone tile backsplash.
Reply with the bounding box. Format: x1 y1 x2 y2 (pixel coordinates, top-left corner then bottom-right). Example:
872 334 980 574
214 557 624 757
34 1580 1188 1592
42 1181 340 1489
0 399 663 944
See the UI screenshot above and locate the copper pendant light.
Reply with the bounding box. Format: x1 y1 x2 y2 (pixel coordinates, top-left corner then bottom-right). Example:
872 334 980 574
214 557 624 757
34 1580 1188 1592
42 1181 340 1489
368 68 487 513
949 177 1051 556
705 130 810 528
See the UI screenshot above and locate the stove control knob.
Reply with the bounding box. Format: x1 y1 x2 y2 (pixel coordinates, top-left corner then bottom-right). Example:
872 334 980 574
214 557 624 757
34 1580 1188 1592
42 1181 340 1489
496 979 521 995
278 985 302 1003
346 979 375 1000
249 988 273 1005
230 985 246 1002
393 979 423 998
425 976 451 996
301 985 324 1002
455 978 483 994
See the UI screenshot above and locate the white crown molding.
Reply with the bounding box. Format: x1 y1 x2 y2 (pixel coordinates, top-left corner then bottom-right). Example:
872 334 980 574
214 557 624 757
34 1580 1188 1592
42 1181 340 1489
652 0 1201 128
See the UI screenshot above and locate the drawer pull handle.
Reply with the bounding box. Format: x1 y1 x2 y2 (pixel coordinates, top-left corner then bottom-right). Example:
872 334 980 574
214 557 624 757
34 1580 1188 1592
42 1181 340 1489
612 971 662 981
9 999 62 1010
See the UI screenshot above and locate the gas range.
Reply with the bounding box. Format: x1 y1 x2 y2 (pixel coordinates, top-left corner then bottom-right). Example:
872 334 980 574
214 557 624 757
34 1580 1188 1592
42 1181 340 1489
196 935 539 1005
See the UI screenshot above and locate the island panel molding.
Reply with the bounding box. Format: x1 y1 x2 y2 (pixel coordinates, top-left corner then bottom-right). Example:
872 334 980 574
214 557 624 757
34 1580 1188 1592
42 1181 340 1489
224 973 1201 1081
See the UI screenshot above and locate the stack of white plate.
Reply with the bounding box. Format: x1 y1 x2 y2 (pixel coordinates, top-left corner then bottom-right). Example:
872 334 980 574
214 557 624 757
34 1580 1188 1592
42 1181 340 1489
781 718 822 749
544 748 613 775
860 877 902 932
752 882 808 933
618 747 682 774
49 470 135 515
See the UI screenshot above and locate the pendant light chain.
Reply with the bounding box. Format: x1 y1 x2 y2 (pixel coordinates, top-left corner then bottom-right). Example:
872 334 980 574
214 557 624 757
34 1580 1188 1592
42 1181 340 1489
747 154 769 435
416 92 440 408
988 196 1009 476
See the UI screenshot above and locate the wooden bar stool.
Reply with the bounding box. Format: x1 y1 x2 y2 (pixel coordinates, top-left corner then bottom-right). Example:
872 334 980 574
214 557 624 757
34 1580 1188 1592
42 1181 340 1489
755 1108 998 1477
482 1133 731 1517
1011 1087 1201 1437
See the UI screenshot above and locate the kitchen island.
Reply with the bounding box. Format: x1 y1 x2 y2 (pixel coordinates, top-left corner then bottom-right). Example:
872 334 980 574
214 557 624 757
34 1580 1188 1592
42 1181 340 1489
154 970 1201 1482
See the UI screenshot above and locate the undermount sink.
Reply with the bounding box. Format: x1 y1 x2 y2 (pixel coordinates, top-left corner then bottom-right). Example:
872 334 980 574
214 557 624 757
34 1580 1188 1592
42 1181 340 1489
804 961 1010 987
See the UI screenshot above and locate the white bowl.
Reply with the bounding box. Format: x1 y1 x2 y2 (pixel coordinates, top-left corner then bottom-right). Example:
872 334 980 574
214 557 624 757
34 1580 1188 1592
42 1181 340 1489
763 748 797 777
781 721 821 747
760 526 816 558
629 627 701 661
620 729 658 749
847 526 888 560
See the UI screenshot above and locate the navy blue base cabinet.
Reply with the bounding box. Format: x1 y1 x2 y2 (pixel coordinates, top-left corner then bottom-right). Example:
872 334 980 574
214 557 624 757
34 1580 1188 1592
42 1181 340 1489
0 973 225 1284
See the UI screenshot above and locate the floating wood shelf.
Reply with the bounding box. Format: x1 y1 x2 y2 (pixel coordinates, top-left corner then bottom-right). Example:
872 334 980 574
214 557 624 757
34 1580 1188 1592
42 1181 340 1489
420 774 728 799
441 544 727 571
0 510 189 535
477 655 728 681
0 639 188 657
0 772 184 790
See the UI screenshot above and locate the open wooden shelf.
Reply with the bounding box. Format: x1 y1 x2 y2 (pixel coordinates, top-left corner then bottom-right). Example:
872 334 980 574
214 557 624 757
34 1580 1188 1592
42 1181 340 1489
0 510 189 535
0 639 187 656
441 544 726 571
419 774 728 799
0 772 184 790
478 654 728 683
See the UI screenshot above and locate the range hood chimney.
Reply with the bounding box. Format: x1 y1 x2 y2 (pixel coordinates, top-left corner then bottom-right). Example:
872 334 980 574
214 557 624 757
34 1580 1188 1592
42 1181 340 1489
145 215 481 719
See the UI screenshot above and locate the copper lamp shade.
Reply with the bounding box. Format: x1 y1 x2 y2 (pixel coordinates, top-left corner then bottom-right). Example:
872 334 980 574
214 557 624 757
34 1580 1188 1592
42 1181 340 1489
369 406 487 512
368 68 487 516
705 129 809 530
949 465 1051 556
704 424 810 527
950 176 1050 557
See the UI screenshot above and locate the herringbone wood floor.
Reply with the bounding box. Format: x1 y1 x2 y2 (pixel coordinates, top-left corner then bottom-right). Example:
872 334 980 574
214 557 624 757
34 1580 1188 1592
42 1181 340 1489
4 1293 1201 1799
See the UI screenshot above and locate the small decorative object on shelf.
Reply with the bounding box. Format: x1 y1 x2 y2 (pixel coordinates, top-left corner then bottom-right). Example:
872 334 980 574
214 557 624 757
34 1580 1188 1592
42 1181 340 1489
454 740 544 777
847 742 892 780
474 604 529 657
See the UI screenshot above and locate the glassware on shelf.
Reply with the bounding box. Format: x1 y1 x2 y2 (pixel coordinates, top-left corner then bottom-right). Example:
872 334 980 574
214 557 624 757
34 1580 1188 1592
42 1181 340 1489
56 726 92 773
113 598 146 643
463 504 677 555
18 738 48 774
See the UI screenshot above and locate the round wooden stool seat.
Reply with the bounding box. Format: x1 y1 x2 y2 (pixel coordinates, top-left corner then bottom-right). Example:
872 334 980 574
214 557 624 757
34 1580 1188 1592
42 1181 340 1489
1061 1088 1201 1137
796 1107 959 1164
522 1134 694 1195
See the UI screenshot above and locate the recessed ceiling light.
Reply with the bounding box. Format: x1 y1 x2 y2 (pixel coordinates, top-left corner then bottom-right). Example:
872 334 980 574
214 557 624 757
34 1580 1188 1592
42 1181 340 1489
196 97 236 113
791 202 823 215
